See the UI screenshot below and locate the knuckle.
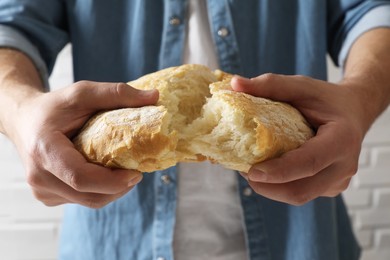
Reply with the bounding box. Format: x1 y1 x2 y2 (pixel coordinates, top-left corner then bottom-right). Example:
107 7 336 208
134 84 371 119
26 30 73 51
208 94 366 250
260 73 278 84
327 190 342 197
67 170 86 192
44 201 62 207
31 189 60 206
348 163 359 177
115 82 130 97
288 190 313 206
31 189 45 201
66 81 93 106
40 198 62 207
82 196 110 209
26 169 43 188
292 74 309 81
73 80 92 90
339 179 351 193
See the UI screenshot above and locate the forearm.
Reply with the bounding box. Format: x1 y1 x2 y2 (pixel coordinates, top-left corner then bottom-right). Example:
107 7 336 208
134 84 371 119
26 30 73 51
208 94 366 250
0 48 44 135
342 28 390 133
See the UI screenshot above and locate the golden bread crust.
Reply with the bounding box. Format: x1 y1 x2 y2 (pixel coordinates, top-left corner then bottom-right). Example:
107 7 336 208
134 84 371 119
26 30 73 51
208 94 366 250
74 106 178 172
74 64 314 172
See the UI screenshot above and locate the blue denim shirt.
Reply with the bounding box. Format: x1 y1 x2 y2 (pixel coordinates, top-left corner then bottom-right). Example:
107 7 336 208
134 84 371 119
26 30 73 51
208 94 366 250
1 1 390 259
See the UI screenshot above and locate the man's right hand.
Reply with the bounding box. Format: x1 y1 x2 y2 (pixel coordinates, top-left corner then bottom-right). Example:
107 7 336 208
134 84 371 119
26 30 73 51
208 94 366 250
0 49 159 208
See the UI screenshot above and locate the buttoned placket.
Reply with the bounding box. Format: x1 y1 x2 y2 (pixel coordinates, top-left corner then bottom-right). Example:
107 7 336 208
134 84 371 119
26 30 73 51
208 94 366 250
153 167 178 260
238 174 271 260
153 2 188 259
206 0 242 74
155 1 248 260
158 0 189 69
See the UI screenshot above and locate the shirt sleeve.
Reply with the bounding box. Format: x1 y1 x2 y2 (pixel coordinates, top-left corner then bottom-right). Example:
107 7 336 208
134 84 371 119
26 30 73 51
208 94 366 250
338 5 390 68
0 24 49 89
327 0 390 66
0 0 69 77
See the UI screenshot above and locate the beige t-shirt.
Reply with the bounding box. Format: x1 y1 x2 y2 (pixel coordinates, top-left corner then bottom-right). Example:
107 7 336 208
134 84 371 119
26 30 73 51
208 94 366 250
173 1 248 259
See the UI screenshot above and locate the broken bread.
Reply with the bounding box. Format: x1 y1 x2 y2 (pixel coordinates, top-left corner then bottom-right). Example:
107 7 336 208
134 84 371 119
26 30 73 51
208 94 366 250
73 64 314 172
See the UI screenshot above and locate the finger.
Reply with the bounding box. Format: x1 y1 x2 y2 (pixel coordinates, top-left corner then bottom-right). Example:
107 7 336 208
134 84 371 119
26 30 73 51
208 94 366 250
31 188 70 207
65 81 159 111
38 132 144 194
28 167 137 208
247 124 339 183
239 171 248 181
62 185 135 209
248 163 350 206
231 74 322 104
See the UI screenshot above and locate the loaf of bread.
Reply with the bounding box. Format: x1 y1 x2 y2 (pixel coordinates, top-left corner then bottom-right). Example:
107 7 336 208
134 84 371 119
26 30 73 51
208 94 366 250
73 64 314 173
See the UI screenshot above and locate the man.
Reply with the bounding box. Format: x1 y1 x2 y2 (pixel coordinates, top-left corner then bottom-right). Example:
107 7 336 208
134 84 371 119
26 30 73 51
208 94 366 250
1 1 390 259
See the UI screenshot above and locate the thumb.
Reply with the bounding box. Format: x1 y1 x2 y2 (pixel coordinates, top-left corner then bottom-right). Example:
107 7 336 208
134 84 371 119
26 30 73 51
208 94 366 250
231 74 315 104
69 81 159 111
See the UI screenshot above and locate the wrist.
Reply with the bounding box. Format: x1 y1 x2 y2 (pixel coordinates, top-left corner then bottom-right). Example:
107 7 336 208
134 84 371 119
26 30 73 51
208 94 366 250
0 84 43 139
338 77 389 135
0 49 45 138
341 28 390 135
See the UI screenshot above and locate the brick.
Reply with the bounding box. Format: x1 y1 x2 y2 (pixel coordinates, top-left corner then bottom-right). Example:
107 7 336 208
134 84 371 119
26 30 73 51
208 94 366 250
374 189 390 208
0 135 19 162
0 223 59 260
356 208 390 229
343 188 371 209
355 229 373 249
9 183 63 222
358 148 370 168
363 107 390 144
0 183 63 223
356 147 390 187
0 186 13 218
378 229 390 249
0 161 25 183
361 248 390 260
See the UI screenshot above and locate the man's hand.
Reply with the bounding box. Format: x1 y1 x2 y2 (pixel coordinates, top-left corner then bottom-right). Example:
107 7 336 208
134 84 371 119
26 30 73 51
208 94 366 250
232 74 368 205
5 79 159 208
232 28 390 206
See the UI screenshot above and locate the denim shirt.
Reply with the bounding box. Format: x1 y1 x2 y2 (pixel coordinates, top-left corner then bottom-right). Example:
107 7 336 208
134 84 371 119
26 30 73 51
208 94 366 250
1 1 390 259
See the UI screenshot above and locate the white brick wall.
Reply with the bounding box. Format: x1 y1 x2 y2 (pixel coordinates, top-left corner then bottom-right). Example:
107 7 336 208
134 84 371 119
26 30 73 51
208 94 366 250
0 45 389 259
328 58 390 260
348 114 390 260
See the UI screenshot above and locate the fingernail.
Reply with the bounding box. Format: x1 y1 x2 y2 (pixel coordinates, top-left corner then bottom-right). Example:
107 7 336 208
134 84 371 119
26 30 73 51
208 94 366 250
128 174 143 186
248 167 267 182
232 75 250 85
140 89 158 96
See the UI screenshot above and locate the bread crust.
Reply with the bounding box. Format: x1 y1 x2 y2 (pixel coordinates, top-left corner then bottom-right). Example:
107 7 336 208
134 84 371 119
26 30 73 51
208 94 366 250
74 106 178 172
74 64 314 172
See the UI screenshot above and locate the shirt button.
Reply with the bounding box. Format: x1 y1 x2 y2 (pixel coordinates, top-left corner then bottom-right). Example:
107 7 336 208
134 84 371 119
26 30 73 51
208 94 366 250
169 16 181 26
161 175 171 184
243 187 253 196
217 27 229 37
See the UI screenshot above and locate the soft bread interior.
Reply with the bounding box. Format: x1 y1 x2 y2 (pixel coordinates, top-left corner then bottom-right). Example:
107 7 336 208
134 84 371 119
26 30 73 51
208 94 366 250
129 65 218 162
182 93 258 172
74 64 314 172
129 64 216 128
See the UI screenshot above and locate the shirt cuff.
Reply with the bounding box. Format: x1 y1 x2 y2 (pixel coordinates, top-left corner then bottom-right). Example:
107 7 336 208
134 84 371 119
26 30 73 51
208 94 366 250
0 24 49 89
339 5 390 68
